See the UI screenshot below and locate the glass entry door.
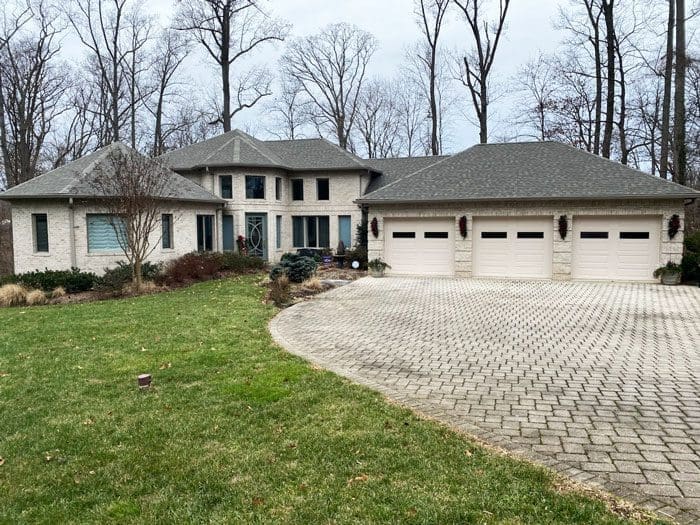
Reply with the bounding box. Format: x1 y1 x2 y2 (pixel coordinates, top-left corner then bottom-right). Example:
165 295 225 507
245 213 267 259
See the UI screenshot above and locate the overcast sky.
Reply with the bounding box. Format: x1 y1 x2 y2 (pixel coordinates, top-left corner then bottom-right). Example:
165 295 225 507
79 0 567 153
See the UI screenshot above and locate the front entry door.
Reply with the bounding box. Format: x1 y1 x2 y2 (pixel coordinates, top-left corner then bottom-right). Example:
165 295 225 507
246 213 267 259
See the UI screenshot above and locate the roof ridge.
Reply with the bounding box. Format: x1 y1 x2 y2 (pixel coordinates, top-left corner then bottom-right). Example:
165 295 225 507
235 130 285 165
317 137 370 168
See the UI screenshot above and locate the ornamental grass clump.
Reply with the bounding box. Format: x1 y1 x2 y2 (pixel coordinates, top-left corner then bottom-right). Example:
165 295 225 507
25 289 48 306
0 284 28 307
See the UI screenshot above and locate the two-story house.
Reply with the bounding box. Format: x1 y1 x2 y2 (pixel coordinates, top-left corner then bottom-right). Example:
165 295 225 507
1 130 697 281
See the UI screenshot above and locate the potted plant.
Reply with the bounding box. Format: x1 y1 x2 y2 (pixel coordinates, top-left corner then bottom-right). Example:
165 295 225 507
653 261 683 285
368 258 391 277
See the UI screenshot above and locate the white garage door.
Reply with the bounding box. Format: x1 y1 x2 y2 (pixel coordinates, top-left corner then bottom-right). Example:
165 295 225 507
384 218 454 276
473 216 553 279
572 216 661 281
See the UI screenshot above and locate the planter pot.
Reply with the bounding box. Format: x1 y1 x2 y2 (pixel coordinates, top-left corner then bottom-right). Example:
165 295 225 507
369 268 385 278
660 272 681 285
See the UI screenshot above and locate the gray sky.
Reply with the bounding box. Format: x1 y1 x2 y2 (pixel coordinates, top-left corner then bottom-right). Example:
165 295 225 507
110 0 565 152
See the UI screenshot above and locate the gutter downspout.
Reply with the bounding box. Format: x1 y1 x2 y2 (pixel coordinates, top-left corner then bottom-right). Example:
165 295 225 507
68 198 77 268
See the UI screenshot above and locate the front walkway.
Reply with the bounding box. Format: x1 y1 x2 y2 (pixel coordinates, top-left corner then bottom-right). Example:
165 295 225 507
270 277 700 523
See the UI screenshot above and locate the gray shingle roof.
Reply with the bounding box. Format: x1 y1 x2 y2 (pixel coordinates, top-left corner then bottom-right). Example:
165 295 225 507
0 142 223 203
359 141 700 203
162 130 372 172
365 155 450 193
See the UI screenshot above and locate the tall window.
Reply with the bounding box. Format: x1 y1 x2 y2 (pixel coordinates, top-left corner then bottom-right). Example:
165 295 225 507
223 215 234 251
338 216 351 248
275 177 282 200
162 214 173 249
87 214 126 253
32 213 49 253
220 175 233 199
316 178 329 200
245 175 265 199
197 215 214 251
276 215 282 250
291 178 304 201
292 216 330 248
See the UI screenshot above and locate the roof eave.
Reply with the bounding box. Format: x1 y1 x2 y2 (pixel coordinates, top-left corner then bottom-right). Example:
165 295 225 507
0 193 225 204
356 193 698 205
171 162 376 173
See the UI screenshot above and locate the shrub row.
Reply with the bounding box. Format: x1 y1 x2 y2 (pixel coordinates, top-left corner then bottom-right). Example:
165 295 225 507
159 252 266 285
0 268 97 293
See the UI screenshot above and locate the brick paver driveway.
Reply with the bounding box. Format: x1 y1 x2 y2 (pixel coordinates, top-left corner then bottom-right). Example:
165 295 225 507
270 277 700 523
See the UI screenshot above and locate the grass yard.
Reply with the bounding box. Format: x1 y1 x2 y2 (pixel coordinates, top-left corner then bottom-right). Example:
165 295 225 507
0 276 655 524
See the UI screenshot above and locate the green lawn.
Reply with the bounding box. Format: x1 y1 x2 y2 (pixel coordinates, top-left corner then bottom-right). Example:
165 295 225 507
0 276 653 524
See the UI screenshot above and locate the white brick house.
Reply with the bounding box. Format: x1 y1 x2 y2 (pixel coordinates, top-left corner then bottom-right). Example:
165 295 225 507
1 131 697 281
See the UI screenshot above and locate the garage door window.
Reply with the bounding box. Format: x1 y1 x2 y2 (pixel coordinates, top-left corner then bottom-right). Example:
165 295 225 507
580 231 609 239
481 232 507 239
620 232 650 239
517 232 544 239
424 232 448 239
393 232 416 238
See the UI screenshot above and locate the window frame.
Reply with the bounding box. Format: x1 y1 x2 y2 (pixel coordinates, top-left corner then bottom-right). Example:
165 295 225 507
291 178 304 201
276 215 282 250
86 213 126 254
292 216 330 248
220 175 233 199
162 213 174 250
275 177 282 200
245 175 265 200
32 213 49 253
196 214 214 252
316 178 330 201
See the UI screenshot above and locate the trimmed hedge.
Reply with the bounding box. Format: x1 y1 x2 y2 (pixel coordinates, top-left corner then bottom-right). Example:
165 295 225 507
96 261 163 292
161 252 267 284
0 268 97 293
682 231 700 283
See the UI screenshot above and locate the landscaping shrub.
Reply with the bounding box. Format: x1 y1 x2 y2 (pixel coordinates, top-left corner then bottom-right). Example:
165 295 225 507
96 261 162 292
3 268 97 293
681 231 700 282
344 246 368 270
270 253 317 283
161 252 224 284
268 275 290 306
0 284 27 307
50 287 66 299
220 252 266 272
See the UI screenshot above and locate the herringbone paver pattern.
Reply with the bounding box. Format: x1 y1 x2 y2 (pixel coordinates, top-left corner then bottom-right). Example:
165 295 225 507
270 278 700 523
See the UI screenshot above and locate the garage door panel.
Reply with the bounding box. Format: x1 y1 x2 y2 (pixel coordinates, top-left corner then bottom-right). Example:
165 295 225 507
384 218 454 276
473 217 552 279
573 216 660 281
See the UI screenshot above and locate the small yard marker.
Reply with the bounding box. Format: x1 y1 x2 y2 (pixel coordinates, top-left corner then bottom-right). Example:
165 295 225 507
137 374 152 389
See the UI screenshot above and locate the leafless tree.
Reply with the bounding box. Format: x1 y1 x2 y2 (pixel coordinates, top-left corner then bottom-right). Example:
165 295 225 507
0 2 68 188
68 0 131 144
413 0 450 154
673 0 687 185
146 29 190 156
265 77 308 140
176 0 289 133
659 0 675 179
355 80 402 158
395 81 429 157
282 23 377 150
600 0 616 158
90 145 174 289
124 8 154 149
454 0 511 144
511 55 560 141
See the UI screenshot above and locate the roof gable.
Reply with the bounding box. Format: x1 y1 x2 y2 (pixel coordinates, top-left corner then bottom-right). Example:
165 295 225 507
360 142 699 202
0 142 223 203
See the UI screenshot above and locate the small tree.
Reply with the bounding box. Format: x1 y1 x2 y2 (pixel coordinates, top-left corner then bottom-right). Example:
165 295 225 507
90 145 173 290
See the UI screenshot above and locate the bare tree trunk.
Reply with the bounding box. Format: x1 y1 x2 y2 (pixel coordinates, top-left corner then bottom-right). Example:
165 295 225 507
582 1 603 155
673 0 687 185
221 10 231 132
601 0 616 158
660 0 674 179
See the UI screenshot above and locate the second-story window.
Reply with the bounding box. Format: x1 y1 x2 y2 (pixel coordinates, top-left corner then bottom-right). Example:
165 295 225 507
245 175 265 199
220 175 232 199
291 178 304 201
316 178 329 200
